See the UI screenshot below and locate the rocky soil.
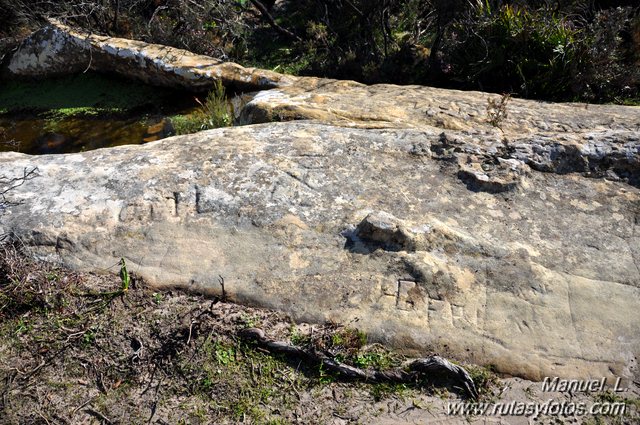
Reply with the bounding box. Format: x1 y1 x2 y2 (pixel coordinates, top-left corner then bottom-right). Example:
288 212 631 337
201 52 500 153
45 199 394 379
1 247 637 425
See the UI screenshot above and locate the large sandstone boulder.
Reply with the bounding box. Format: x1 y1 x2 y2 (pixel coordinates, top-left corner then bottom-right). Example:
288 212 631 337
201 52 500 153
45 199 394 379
2 118 639 382
3 20 294 91
1 23 639 384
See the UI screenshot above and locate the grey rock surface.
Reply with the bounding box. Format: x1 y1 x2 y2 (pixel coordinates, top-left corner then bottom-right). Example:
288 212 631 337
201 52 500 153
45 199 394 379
1 120 639 382
3 20 294 91
1 23 639 383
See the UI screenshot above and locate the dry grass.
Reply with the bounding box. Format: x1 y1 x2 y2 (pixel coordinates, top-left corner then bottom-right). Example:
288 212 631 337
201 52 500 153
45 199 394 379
0 244 498 424
1 244 636 424
485 93 510 131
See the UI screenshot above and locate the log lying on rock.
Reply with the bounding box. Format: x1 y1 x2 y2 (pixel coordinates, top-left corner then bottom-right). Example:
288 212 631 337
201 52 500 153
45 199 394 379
238 327 479 399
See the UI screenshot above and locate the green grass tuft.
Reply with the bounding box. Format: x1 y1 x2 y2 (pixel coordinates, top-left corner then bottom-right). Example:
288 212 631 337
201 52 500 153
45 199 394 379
169 79 232 136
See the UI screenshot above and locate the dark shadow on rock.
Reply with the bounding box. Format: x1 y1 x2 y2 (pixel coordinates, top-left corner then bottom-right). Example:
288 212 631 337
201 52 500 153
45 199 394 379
342 212 416 254
457 168 518 193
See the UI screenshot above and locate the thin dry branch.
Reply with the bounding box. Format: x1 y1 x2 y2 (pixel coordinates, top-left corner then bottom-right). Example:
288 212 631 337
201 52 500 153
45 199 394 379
0 167 38 205
239 327 479 399
248 0 302 42
0 167 38 241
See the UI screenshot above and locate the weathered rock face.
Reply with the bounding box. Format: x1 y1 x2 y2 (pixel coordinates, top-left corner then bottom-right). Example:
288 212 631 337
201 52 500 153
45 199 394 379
2 119 639 382
1 24 639 384
241 79 640 132
3 20 295 91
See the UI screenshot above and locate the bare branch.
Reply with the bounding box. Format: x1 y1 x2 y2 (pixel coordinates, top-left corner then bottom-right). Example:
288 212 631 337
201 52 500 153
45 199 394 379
1 167 39 240
0 167 38 203
248 0 302 42
239 327 479 399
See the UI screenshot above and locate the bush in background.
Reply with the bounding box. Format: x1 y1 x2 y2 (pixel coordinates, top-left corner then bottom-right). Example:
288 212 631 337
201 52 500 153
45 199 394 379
1 0 638 104
438 3 579 100
0 0 254 60
433 2 638 103
571 6 640 103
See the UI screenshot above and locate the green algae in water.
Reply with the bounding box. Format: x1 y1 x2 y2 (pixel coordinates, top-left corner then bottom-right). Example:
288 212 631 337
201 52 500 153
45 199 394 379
0 72 186 115
0 72 202 154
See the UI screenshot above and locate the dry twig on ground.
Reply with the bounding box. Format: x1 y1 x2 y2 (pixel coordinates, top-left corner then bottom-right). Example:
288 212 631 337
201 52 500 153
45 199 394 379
239 327 479 399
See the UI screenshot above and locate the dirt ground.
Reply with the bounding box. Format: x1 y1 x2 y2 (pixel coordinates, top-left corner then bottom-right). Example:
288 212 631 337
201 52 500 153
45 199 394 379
0 245 638 425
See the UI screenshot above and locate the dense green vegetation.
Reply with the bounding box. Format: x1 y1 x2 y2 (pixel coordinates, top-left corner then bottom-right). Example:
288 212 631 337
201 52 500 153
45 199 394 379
1 0 638 103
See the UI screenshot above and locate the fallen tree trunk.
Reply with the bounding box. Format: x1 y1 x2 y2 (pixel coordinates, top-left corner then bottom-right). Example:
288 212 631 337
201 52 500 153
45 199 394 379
238 327 479 399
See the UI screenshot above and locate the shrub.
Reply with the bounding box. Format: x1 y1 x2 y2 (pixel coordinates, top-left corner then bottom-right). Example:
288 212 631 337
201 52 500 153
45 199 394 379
571 7 640 103
170 79 232 136
439 3 579 100
144 0 253 60
432 2 640 103
1 1 638 104
0 0 254 61
197 79 233 128
249 0 436 84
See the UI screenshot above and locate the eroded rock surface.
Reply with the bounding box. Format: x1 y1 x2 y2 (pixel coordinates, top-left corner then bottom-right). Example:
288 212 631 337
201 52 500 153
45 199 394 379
1 120 639 383
3 20 294 91
1 24 639 383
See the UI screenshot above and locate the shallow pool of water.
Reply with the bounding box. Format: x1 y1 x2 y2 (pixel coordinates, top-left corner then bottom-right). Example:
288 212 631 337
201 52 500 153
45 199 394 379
0 72 204 155
0 114 178 155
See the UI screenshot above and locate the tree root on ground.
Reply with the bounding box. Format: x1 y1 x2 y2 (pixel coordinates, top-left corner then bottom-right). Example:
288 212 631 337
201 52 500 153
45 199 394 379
238 327 479 399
